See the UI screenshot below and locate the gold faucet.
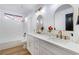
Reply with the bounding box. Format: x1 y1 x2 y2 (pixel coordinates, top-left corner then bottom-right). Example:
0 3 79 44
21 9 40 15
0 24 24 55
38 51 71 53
58 31 62 39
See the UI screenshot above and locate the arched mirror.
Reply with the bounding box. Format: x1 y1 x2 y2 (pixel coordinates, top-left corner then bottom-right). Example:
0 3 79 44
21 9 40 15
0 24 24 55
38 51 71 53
54 4 74 31
37 15 43 24
36 15 44 33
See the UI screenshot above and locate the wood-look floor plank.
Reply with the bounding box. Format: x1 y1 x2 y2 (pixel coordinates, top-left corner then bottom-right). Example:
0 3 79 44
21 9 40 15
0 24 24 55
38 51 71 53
0 45 31 55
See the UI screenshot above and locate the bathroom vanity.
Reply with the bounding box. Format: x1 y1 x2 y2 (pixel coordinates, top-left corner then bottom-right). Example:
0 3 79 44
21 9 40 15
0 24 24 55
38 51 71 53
25 4 79 55
26 33 79 55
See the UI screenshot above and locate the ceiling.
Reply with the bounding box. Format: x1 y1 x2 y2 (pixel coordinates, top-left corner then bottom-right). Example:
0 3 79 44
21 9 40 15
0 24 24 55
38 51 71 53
0 4 45 17
0 4 73 17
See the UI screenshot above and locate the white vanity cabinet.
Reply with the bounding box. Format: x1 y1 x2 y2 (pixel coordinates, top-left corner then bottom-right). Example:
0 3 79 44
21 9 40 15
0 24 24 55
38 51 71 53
27 35 40 55
27 34 54 55
26 34 78 55
38 39 77 55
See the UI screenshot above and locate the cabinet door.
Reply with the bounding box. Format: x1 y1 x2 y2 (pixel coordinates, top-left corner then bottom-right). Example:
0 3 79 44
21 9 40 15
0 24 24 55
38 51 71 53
27 35 40 55
29 36 35 54
39 44 55 55
27 35 35 54
33 37 40 55
27 35 30 51
39 39 55 55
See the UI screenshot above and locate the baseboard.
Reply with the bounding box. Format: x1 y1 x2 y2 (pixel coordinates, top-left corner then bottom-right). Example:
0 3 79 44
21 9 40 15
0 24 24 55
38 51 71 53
0 40 27 50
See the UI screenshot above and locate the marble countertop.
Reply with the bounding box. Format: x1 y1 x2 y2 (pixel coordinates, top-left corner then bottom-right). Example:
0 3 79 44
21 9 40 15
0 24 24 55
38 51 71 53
27 32 79 54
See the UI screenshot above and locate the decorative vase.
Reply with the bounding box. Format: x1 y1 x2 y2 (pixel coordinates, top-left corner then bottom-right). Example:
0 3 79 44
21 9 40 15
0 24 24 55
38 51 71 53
48 31 53 38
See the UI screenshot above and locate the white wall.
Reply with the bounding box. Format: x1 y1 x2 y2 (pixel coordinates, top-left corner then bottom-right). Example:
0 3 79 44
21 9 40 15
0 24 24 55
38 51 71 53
42 6 55 31
27 5 55 33
26 4 79 42
55 7 73 30
0 11 24 44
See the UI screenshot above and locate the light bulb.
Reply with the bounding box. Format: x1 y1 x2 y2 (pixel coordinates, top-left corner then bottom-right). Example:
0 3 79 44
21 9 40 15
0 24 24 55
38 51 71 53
25 17 28 22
